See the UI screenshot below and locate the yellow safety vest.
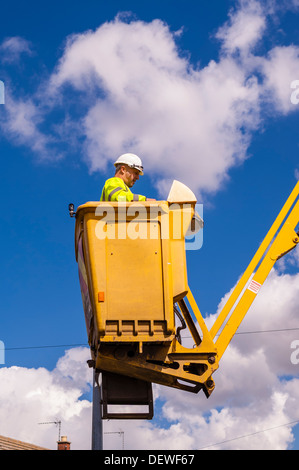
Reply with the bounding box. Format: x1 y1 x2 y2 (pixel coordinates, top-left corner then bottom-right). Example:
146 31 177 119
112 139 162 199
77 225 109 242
100 177 147 202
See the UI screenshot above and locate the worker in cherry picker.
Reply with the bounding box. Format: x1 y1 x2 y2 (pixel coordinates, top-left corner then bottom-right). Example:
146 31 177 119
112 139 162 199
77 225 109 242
100 153 155 202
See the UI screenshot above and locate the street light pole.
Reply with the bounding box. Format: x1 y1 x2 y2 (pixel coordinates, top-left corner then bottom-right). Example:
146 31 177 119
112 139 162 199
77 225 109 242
91 370 103 450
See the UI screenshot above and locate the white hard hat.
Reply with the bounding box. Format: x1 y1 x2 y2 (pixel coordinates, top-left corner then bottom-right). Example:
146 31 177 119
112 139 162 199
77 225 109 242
114 153 144 175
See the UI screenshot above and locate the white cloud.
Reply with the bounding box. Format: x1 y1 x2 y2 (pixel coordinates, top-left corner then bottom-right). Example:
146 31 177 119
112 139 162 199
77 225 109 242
1 3 299 198
46 17 263 197
260 45 299 114
0 36 33 64
0 348 92 450
216 0 266 54
0 91 62 161
42 3 299 198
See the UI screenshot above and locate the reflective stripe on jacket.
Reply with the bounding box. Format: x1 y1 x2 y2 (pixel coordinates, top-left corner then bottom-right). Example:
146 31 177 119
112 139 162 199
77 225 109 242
100 177 147 202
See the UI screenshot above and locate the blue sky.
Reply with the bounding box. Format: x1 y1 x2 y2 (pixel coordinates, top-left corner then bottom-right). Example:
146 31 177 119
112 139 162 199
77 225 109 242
1 0 299 450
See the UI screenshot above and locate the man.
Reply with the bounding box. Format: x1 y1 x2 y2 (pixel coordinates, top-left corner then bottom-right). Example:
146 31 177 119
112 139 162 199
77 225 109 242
100 153 155 202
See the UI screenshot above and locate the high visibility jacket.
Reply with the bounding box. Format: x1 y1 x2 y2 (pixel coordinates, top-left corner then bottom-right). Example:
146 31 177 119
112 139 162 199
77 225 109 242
100 177 147 202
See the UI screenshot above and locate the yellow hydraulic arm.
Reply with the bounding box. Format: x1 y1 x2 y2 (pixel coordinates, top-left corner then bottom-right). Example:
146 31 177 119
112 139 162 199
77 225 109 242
70 179 299 418
211 179 299 361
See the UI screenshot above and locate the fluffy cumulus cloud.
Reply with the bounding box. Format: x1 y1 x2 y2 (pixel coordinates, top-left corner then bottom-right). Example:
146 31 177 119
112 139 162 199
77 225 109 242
0 36 32 63
0 94 61 161
47 13 262 196
1 0 299 197
261 45 299 114
216 0 266 53
0 347 93 450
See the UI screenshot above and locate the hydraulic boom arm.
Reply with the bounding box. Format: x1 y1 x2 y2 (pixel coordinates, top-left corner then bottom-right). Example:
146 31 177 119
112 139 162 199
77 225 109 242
211 180 299 360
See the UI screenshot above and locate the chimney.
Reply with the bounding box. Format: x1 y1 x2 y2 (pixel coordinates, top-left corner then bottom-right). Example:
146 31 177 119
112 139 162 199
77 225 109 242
57 435 71 450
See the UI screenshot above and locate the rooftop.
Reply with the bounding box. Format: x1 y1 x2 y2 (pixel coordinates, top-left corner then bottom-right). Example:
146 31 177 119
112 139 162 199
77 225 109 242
0 435 49 451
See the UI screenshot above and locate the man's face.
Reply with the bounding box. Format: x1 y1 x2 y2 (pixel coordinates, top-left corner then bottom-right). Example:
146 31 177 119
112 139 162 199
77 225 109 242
122 165 140 187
